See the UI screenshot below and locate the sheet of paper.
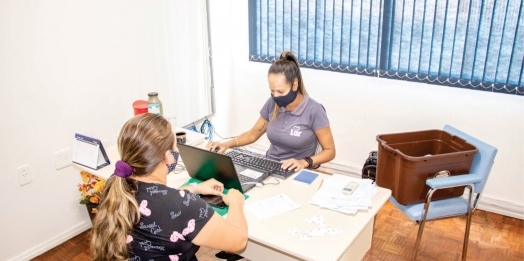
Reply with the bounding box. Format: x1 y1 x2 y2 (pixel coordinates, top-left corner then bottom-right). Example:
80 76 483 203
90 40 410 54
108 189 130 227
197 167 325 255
246 193 300 219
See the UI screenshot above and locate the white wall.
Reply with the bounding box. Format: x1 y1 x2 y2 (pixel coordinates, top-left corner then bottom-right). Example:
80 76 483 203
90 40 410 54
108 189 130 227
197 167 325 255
208 0 524 219
0 1 208 260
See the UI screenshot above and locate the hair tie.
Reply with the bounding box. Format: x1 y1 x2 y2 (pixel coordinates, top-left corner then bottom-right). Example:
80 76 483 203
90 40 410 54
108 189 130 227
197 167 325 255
115 160 133 178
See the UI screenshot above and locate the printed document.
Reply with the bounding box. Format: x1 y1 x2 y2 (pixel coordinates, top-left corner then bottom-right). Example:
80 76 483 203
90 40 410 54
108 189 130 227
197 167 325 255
246 193 300 219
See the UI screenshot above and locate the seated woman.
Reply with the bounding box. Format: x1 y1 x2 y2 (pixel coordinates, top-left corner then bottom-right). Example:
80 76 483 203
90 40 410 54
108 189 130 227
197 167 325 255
207 50 336 173
207 51 336 260
91 113 248 261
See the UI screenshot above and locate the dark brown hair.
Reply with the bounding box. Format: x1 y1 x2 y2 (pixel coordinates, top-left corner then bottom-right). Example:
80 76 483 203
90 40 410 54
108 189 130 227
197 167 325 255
268 51 307 120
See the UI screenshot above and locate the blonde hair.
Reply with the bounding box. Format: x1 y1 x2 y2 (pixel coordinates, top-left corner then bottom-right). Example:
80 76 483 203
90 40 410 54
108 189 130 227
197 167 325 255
268 51 307 120
91 113 175 261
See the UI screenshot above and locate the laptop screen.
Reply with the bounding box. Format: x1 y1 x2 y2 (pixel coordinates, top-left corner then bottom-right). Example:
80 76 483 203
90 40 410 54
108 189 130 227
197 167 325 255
177 143 245 193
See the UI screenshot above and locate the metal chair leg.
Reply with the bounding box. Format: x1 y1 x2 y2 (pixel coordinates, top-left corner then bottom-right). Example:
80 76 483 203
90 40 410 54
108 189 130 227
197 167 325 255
461 185 475 261
412 189 437 261
412 218 426 261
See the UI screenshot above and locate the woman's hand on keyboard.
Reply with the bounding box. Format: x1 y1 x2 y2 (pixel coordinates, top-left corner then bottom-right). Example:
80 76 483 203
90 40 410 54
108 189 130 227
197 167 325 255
206 141 228 154
199 178 224 196
280 158 308 173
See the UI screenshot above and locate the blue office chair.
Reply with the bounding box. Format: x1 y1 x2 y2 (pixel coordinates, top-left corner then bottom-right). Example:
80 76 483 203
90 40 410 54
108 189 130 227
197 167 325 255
388 125 498 261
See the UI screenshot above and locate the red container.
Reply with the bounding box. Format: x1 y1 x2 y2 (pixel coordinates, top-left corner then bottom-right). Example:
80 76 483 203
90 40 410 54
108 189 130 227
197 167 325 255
133 100 149 116
376 129 477 205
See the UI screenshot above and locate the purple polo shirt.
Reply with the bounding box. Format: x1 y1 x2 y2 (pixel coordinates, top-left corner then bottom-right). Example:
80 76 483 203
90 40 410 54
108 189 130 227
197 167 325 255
260 94 330 161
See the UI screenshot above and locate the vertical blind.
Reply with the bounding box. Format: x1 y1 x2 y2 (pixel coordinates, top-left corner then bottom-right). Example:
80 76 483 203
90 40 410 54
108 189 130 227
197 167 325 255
248 0 524 95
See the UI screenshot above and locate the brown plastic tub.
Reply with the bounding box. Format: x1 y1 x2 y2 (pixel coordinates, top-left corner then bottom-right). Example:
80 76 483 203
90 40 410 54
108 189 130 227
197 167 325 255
375 129 478 205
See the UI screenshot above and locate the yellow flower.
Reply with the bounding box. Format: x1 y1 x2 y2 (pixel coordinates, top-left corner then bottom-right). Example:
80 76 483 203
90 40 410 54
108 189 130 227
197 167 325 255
78 172 105 205
80 171 91 183
89 194 101 204
78 184 88 194
93 179 106 193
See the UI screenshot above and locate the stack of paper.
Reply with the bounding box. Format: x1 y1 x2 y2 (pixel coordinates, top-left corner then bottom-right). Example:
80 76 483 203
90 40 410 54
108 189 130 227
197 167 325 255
310 174 378 214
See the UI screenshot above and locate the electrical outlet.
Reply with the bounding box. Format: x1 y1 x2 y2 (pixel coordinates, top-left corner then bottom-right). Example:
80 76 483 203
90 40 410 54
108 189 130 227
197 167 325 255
54 148 72 170
17 165 32 186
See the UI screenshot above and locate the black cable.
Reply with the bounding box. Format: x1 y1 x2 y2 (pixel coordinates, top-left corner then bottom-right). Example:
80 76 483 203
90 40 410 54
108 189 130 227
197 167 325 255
262 176 280 186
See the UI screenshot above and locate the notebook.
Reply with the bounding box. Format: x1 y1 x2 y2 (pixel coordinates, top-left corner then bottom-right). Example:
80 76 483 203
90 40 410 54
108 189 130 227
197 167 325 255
177 143 269 193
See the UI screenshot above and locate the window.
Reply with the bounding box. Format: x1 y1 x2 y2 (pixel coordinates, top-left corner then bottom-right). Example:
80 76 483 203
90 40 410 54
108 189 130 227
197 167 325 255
249 0 523 95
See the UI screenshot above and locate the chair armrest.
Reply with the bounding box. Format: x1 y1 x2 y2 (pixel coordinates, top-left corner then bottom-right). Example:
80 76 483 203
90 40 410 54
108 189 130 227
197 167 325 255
426 174 482 189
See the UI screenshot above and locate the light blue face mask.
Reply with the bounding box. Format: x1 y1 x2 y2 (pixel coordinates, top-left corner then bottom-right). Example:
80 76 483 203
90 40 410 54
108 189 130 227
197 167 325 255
166 151 179 173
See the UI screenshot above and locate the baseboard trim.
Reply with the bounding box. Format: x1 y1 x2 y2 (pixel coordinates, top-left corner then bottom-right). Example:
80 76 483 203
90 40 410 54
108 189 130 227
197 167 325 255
476 195 524 220
9 221 92 261
317 161 361 177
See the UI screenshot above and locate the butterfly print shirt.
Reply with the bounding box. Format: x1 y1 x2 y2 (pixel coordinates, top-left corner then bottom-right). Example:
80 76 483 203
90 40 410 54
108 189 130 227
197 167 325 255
128 181 215 261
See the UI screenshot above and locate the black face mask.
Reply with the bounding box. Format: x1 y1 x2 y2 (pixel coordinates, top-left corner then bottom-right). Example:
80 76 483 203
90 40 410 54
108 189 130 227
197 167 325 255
166 151 179 173
272 88 298 107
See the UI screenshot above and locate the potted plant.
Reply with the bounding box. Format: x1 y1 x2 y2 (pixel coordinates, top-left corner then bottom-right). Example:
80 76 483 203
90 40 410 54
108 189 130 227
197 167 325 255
78 171 105 221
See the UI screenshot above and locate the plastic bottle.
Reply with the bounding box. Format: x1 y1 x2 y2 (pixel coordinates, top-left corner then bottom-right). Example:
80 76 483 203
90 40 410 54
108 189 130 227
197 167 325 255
147 92 163 116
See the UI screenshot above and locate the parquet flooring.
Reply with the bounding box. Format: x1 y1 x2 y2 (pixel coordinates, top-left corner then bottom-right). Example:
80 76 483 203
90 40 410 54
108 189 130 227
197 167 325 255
32 201 523 261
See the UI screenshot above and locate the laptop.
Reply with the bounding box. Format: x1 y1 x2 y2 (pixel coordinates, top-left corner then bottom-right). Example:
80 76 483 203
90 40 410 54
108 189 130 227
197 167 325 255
177 143 269 193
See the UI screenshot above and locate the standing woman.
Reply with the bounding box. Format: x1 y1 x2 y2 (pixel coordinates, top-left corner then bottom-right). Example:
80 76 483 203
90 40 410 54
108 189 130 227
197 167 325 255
207 51 336 172
91 113 247 261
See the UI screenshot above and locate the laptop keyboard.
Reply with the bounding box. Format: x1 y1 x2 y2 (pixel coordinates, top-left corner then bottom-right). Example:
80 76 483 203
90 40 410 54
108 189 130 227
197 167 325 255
238 173 256 183
226 150 296 179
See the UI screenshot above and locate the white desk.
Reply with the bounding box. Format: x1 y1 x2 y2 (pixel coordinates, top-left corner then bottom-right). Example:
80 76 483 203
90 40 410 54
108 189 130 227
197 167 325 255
73 144 391 261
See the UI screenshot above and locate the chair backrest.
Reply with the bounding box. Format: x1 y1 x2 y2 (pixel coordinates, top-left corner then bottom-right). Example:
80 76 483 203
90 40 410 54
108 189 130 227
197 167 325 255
443 125 498 194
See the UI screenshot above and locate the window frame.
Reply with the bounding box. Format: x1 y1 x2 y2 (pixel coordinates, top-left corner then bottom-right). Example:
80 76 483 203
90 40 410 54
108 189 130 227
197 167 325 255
248 0 524 96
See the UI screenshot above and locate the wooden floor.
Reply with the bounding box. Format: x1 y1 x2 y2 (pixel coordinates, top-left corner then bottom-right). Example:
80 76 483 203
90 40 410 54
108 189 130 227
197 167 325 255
32 201 523 261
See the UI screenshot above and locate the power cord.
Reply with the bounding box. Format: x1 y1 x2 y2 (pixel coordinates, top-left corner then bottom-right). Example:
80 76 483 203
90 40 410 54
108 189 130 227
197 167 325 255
261 176 281 185
242 171 280 188
206 121 236 142
241 176 280 187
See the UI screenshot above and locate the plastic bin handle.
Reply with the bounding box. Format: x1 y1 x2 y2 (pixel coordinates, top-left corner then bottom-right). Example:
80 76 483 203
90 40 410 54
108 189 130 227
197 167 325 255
426 174 482 189
380 143 400 155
